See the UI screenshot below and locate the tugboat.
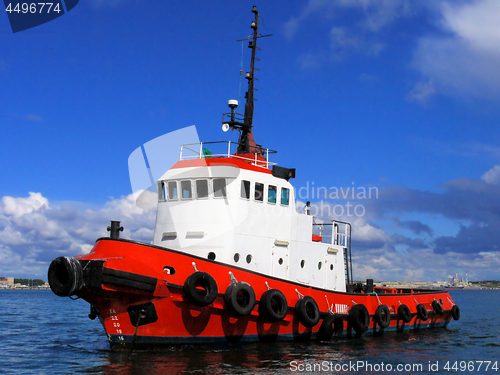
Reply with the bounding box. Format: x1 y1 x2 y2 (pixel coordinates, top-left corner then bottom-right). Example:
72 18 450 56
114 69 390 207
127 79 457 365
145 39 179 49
48 6 460 348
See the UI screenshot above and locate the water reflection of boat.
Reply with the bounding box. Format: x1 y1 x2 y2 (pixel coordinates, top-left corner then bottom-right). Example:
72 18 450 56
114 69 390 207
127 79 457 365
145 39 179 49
48 6 460 349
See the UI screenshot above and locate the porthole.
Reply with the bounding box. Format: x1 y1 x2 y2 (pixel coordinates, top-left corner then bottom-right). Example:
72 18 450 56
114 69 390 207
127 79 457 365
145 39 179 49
246 254 252 264
318 262 322 270
163 266 176 275
207 252 216 261
234 253 240 263
330 264 334 271
278 258 283 265
300 260 305 268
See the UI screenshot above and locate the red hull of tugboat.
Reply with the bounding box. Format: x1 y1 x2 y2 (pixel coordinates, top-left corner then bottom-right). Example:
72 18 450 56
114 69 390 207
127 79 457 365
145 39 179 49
72 238 456 348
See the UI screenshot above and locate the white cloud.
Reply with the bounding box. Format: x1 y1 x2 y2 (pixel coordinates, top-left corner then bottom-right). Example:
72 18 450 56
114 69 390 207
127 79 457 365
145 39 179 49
407 80 435 104
283 17 301 41
351 217 390 243
0 192 155 278
1 192 48 217
297 53 323 70
329 27 359 61
336 0 413 32
413 0 500 99
283 0 411 67
285 0 412 37
481 165 500 186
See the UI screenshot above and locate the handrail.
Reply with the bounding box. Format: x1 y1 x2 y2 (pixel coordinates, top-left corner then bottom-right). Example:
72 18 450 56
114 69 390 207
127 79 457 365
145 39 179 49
312 218 353 286
179 141 278 169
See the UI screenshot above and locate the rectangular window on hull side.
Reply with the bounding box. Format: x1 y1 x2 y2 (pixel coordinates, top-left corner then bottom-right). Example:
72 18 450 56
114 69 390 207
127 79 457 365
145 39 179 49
281 187 290 206
181 180 192 199
241 180 250 199
255 183 264 201
168 181 178 200
196 179 208 199
213 178 227 198
268 185 277 204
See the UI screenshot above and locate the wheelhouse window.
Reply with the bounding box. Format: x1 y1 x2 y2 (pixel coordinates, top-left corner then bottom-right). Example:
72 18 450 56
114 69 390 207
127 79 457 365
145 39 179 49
241 180 250 199
281 187 290 206
181 180 192 199
268 185 277 204
213 178 227 198
196 179 208 199
159 182 166 200
255 183 264 201
168 181 178 200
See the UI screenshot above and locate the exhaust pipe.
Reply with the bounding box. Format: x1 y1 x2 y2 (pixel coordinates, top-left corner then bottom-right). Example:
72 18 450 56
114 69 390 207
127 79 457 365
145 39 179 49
47 256 84 297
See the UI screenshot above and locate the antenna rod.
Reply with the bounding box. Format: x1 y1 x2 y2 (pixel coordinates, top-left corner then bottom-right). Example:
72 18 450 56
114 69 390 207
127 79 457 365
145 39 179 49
237 5 259 154
244 6 258 131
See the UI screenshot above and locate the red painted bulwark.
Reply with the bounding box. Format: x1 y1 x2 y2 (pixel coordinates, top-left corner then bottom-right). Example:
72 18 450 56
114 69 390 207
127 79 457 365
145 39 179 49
169 157 272 174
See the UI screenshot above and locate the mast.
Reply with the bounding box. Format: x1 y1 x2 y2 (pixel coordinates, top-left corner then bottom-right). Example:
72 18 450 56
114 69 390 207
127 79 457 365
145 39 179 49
222 6 272 155
239 6 259 154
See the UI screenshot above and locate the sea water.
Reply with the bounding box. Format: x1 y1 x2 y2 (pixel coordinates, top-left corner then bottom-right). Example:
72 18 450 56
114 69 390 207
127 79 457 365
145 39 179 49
0 289 498 374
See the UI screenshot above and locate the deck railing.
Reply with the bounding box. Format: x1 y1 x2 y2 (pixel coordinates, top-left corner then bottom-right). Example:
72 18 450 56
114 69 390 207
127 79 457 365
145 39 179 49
313 218 353 286
180 141 278 169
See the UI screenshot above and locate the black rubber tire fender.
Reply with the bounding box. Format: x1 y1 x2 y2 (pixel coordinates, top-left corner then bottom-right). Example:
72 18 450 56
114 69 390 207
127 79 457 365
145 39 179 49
183 271 218 307
295 296 320 328
432 300 444 315
258 289 288 322
375 304 391 328
451 305 460 320
224 282 256 316
398 304 412 323
349 304 370 333
317 313 343 342
48 256 84 297
416 303 429 321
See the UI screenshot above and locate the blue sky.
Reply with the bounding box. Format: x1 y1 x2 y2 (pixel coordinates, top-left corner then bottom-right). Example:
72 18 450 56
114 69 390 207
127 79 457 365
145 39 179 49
1 0 499 282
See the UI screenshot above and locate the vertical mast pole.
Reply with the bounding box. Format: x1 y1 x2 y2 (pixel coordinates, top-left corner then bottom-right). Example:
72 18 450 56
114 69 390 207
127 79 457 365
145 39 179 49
244 6 258 131
238 6 259 154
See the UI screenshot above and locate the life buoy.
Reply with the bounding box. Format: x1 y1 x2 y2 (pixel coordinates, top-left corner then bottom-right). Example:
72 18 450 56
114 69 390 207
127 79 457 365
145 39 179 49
451 305 460 320
224 282 256 316
349 304 370 333
317 313 343 342
295 296 320 328
183 271 218 307
48 256 84 297
258 289 288 322
416 304 428 321
375 304 391 328
432 300 444 315
398 304 412 323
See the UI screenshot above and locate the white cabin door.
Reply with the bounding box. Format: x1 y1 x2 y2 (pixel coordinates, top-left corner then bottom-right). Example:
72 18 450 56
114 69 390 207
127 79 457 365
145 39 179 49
272 245 289 279
324 253 338 290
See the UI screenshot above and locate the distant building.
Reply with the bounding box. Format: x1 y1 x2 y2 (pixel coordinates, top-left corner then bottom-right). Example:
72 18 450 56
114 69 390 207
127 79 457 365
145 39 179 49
0 277 14 288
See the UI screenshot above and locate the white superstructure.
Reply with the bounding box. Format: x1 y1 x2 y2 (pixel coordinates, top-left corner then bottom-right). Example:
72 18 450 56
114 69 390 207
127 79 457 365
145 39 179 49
153 142 350 292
